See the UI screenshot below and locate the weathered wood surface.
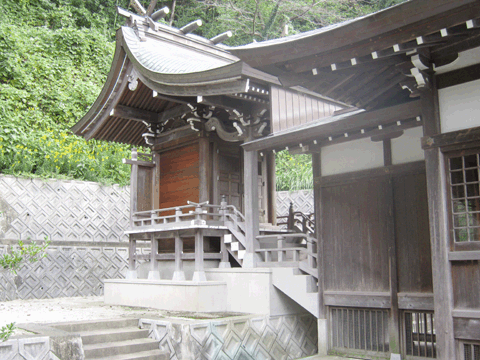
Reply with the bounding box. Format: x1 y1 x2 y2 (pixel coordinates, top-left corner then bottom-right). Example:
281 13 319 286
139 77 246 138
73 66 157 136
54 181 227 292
270 86 340 133
322 177 391 293
159 143 200 210
393 172 433 293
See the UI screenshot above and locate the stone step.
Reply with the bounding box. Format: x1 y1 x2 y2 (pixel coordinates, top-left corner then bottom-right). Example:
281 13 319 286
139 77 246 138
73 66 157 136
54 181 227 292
84 338 159 359
94 349 169 360
50 318 139 332
80 327 149 345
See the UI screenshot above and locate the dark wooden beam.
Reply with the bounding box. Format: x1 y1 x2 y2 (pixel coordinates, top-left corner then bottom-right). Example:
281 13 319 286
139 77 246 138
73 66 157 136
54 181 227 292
422 124 480 149
112 105 157 123
197 95 248 113
242 100 421 152
158 104 192 123
437 62 480 89
305 119 420 152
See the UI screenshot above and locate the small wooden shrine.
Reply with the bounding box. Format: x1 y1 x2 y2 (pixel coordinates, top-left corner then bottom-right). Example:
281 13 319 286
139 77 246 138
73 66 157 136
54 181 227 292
72 0 480 359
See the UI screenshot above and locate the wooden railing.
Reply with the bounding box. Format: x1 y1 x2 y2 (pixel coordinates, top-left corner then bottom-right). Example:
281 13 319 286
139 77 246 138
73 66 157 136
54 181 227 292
131 201 224 228
277 202 315 234
255 233 318 278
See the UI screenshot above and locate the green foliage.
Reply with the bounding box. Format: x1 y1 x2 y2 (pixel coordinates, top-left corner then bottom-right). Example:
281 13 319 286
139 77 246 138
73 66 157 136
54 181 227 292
275 151 313 191
0 0 406 188
0 0 138 185
0 322 16 342
0 237 51 275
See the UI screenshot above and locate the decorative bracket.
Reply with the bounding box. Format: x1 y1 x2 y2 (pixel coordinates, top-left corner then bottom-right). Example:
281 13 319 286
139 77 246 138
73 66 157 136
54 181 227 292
205 117 247 142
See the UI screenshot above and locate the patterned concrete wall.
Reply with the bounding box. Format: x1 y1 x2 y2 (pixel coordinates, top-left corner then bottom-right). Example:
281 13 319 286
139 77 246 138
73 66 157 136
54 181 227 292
139 313 318 360
0 175 312 242
0 240 151 301
0 175 129 242
276 191 314 218
0 336 60 360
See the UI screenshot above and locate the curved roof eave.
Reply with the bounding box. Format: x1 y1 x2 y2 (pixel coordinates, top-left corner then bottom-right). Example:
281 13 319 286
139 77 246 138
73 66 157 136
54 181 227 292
120 26 247 86
227 0 480 67
71 38 129 136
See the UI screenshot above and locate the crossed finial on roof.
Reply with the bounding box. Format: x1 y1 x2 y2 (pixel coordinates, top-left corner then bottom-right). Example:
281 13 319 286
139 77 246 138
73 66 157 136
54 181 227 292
129 0 169 20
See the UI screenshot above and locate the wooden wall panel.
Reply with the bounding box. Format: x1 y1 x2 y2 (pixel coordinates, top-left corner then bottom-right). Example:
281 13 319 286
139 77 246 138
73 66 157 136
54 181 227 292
322 177 390 292
393 172 433 293
159 143 199 209
452 260 480 309
270 86 342 134
136 166 152 212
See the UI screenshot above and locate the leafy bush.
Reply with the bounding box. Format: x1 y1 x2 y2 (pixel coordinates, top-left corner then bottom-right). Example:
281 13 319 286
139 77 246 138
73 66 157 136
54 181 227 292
275 151 313 191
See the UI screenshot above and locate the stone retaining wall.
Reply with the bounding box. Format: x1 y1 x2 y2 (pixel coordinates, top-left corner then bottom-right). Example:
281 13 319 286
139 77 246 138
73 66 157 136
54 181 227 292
140 313 318 360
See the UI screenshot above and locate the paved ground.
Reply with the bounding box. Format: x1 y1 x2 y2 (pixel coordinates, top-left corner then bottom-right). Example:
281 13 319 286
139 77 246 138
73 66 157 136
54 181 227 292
0 295 243 336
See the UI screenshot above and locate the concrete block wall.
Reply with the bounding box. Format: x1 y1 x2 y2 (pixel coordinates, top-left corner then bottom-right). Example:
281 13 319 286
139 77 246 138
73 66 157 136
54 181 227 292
139 313 318 360
0 241 152 301
0 175 129 242
0 336 60 360
276 190 314 218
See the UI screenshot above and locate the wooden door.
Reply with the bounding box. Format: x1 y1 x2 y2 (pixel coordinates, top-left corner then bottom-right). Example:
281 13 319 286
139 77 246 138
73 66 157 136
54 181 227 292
218 153 243 211
159 143 199 209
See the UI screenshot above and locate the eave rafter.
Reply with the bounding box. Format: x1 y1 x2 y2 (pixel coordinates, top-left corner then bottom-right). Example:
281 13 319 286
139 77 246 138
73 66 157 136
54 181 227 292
271 12 480 110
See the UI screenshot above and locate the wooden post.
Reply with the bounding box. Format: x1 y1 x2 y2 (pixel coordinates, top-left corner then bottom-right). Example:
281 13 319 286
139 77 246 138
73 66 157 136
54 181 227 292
386 176 400 355
126 234 137 279
312 151 327 355
199 137 210 203
287 202 295 230
277 236 285 262
212 143 220 206
267 151 277 225
172 232 186 280
147 234 160 280
421 76 456 360
243 138 260 268
219 234 231 268
129 148 138 228
152 152 160 210
192 229 206 281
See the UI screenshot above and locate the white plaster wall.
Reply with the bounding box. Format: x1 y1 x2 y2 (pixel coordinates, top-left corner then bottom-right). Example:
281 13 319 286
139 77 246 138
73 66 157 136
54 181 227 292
321 137 384 176
391 127 425 165
435 46 480 74
439 78 480 133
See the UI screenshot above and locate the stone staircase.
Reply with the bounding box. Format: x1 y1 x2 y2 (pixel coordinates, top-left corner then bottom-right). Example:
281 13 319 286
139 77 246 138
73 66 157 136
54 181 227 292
50 318 169 360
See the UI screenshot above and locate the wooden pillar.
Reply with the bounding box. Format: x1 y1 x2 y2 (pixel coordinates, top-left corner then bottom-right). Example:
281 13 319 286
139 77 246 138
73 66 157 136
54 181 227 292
192 229 206 281
243 142 260 268
421 77 456 359
152 152 160 210
312 151 327 355
126 234 137 279
129 148 138 228
147 234 160 280
172 232 186 280
219 234 231 268
266 151 277 225
199 137 210 203
212 142 220 206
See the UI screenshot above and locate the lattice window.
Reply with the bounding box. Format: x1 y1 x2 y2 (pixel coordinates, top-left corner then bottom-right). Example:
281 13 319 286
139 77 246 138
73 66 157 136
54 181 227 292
404 311 436 358
330 307 389 353
447 152 480 243
464 343 480 360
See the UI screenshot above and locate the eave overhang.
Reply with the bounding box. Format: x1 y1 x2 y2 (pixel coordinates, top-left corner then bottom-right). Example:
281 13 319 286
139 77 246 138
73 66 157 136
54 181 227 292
242 100 422 153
